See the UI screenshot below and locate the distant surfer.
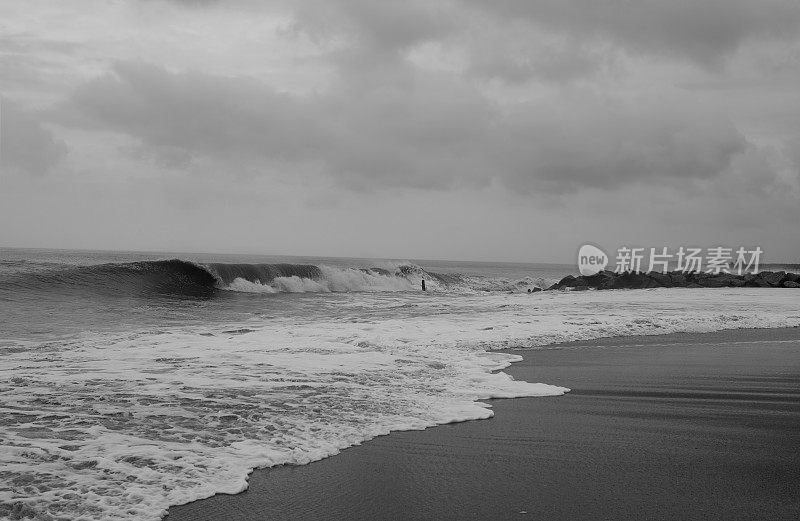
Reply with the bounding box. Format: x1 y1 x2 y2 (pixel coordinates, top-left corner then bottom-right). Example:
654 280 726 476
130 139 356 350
421 279 426 291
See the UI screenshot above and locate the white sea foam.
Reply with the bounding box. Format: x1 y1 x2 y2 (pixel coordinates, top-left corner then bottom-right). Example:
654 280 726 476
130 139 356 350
221 265 427 293
217 263 550 294
1 288 799 520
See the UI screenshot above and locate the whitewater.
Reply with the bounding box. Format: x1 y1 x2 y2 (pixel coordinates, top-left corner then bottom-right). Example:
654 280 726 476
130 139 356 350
1 249 799 520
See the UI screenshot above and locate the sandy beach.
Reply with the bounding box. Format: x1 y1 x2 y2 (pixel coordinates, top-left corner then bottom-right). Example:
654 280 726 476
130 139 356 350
167 327 800 521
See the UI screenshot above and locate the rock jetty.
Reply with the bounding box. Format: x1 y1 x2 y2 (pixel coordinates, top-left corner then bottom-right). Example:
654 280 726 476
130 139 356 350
547 270 800 291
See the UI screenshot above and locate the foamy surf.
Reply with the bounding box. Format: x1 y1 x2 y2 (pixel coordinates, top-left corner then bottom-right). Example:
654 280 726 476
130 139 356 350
2 283 799 520
223 265 427 293
0 329 566 520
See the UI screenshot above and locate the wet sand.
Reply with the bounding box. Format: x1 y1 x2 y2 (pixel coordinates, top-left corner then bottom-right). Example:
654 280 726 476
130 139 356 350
167 327 800 520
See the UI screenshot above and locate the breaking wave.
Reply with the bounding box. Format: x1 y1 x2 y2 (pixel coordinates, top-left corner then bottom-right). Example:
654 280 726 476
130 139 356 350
2 259 557 298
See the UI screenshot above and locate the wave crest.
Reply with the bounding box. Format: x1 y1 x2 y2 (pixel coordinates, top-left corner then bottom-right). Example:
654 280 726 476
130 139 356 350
2 259 559 297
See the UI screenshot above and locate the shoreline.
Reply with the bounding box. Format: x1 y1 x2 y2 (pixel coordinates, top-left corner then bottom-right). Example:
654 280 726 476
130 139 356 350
166 326 800 520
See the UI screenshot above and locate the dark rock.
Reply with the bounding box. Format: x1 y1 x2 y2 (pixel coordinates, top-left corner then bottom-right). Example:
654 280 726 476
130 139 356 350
603 272 637 289
531 287 542 293
781 272 800 284
669 272 688 287
583 271 613 287
648 272 673 287
555 275 577 289
612 272 660 289
750 273 773 287
545 270 800 291
683 271 701 281
760 271 786 287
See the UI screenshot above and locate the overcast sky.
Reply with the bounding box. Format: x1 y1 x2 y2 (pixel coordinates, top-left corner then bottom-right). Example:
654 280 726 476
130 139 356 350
1 0 799 263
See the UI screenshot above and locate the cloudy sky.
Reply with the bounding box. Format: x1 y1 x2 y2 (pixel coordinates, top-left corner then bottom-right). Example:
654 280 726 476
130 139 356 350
1 0 799 262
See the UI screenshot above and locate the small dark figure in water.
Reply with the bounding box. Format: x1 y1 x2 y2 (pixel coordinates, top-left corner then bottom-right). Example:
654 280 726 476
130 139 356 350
527 288 532 293
422 279 426 291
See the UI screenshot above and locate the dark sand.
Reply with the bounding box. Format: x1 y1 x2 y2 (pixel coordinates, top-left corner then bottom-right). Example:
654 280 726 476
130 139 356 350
167 327 800 521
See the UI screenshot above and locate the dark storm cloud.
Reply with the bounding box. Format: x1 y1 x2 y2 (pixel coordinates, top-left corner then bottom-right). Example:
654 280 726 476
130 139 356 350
262 1 800 95
1 99 66 176
292 0 452 53
153 1 800 80
278 0 800 85
459 0 800 68
55 61 748 193
284 0 464 91
55 61 493 190
466 42 602 84
490 99 748 193
65 61 325 160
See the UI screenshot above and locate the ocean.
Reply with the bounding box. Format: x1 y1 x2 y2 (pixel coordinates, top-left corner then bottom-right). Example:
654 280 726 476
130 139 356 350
1 248 799 520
